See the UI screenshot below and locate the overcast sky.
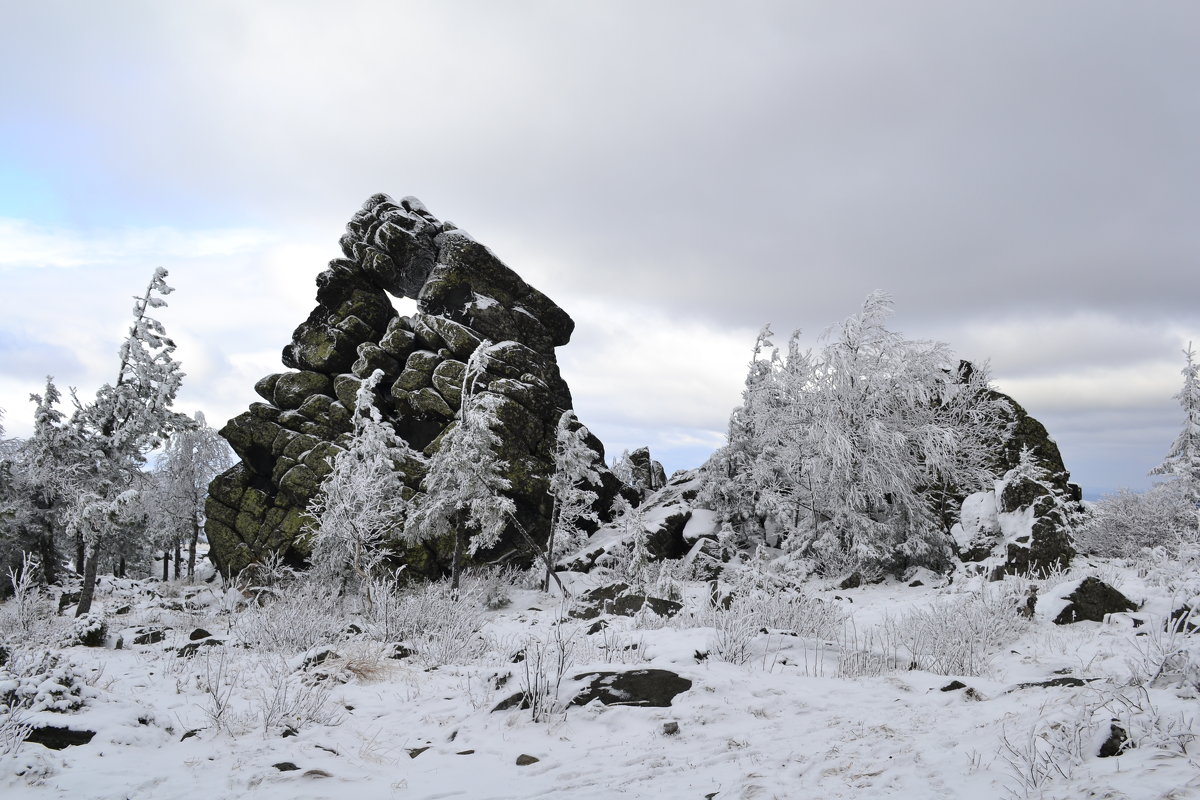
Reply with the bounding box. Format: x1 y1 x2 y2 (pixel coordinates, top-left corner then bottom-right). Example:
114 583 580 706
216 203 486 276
2 1 1198 497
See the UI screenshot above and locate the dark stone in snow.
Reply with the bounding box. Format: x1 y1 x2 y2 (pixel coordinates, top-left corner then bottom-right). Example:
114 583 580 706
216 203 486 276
941 680 967 692
1169 604 1199 633
57 591 81 614
389 643 415 660
1052 578 1136 625
26 726 95 750
491 692 530 712
1011 676 1098 691
273 762 300 771
189 628 212 640
177 638 223 658
301 648 340 670
839 573 863 590
1098 723 1130 758
569 583 681 621
570 669 692 707
132 627 166 645
515 754 540 765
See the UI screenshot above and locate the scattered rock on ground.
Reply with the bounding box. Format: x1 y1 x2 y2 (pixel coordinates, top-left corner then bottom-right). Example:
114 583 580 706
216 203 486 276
1052 578 1137 625
26 727 96 750
570 669 693 707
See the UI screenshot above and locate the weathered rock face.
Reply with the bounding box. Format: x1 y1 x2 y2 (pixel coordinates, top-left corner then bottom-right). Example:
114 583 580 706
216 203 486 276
627 447 667 496
206 194 613 578
951 382 1081 575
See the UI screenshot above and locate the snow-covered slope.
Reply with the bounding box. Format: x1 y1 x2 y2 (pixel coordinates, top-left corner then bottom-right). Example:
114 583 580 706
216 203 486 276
3 553 1199 800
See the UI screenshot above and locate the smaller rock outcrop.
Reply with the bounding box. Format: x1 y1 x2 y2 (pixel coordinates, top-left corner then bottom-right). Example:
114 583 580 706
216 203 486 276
626 447 667 495
952 449 1078 577
1039 577 1137 625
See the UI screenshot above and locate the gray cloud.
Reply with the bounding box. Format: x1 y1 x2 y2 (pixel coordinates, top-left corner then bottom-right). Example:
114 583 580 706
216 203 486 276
2 1 1198 493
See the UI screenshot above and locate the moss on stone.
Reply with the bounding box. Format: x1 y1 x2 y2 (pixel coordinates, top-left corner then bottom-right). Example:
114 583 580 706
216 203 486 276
352 343 402 382
410 387 454 419
332 374 362 409
431 360 466 408
394 350 442 392
277 464 320 507
274 371 333 410
254 373 282 403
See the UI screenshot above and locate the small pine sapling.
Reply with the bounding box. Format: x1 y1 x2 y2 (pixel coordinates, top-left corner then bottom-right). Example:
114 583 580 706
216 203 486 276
408 342 516 591
543 411 601 591
306 370 421 600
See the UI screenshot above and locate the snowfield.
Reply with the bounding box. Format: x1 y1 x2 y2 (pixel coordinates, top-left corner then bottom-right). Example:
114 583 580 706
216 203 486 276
2 555 1199 800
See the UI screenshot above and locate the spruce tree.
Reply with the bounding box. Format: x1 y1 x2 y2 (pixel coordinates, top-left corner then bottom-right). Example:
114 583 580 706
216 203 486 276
543 411 600 590
408 342 515 591
71 268 189 615
306 370 421 595
1151 342 1200 506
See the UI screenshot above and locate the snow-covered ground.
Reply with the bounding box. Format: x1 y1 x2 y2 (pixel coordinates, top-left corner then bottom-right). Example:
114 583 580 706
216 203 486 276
3 554 1199 800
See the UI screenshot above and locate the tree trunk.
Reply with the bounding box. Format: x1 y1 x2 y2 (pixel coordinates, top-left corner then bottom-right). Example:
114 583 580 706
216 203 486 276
117 556 126 579
38 526 58 586
542 500 561 593
75 545 99 617
188 519 200 581
174 543 181 580
542 528 557 593
450 527 464 593
162 550 169 581
74 532 85 576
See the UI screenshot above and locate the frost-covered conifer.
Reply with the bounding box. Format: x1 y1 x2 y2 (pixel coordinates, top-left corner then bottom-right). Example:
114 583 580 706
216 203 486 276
70 269 190 615
543 411 600 590
306 371 421 596
610 449 635 485
408 342 516 591
1151 343 1200 506
610 494 652 592
702 326 784 541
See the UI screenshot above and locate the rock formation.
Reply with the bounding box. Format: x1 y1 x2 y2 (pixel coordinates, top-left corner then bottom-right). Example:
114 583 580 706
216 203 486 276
206 194 617 578
952 383 1081 575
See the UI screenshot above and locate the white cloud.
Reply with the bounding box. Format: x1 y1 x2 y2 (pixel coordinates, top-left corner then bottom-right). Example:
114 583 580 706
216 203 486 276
0 219 274 269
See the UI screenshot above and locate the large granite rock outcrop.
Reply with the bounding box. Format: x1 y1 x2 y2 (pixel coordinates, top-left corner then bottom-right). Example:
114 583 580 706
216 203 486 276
206 194 615 578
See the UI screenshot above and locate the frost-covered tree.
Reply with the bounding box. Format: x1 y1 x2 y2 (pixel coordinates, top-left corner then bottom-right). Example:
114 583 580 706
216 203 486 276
608 494 652 592
306 371 422 596
610 449 635 485
702 326 785 543
148 411 234 580
1151 343 1200 506
70 268 190 615
705 291 1010 574
0 379 86 586
408 342 516 591
543 411 601 590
